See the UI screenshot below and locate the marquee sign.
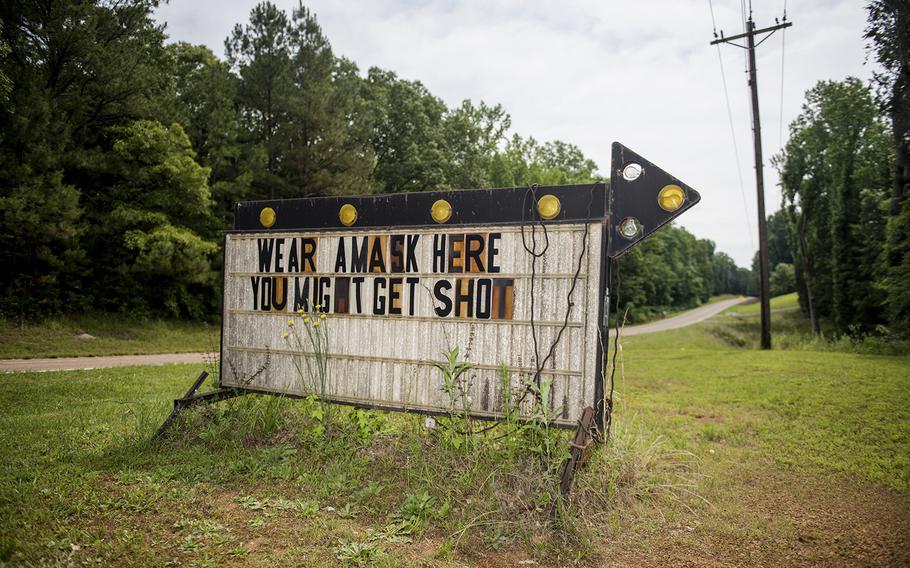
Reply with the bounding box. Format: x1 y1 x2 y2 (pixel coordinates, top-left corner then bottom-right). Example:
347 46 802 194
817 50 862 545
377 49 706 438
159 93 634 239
218 142 700 427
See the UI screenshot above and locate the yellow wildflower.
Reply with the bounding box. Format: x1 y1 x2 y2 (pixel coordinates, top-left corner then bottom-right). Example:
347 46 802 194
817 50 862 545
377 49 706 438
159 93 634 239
313 321 320 327
315 304 322 309
282 332 289 338
303 317 309 323
320 313 326 319
297 308 305 315
287 319 294 326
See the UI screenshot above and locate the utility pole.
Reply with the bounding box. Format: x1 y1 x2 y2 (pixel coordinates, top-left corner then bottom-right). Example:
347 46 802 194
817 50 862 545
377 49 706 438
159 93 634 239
711 14 791 350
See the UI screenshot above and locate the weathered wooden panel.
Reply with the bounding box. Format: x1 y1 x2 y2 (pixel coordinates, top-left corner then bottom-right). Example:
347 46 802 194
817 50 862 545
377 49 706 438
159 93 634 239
221 224 603 425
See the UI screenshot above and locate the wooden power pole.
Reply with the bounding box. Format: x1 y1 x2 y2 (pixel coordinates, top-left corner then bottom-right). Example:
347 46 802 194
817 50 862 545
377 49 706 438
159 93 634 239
711 14 791 350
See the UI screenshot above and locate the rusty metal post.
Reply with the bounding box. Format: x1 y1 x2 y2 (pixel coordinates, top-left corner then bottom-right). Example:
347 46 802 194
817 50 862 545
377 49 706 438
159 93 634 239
559 406 595 496
153 371 208 439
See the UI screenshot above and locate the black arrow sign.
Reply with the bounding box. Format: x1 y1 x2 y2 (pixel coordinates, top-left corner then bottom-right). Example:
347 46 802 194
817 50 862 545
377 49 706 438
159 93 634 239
607 142 702 258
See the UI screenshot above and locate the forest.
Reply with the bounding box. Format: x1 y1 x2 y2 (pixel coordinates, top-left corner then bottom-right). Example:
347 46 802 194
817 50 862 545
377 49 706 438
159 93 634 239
1 0 905 338
774 0 909 338
0 0 749 323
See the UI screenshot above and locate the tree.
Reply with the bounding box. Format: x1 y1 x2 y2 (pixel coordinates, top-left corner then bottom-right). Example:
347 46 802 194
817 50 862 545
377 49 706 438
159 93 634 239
283 6 373 196
865 0 910 215
363 67 448 193
163 42 258 227
775 78 893 334
618 225 717 322
442 100 510 189
0 22 10 107
82 120 217 318
0 0 171 315
226 1 293 199
770 263 796 296
766 210 794 268
866 1 910 335
226 2 374 199
488 135 600 188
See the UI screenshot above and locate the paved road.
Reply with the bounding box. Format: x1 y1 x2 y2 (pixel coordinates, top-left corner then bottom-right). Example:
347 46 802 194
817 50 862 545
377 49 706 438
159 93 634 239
621 297 749 336
0 352 214 373
1 299 749 373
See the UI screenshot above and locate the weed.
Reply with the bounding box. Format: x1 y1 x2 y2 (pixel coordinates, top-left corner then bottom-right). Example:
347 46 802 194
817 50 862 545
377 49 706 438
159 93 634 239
335 540 384 565
336 502 359 519
432 347 475 448
394 491 449 529
283 305 334 433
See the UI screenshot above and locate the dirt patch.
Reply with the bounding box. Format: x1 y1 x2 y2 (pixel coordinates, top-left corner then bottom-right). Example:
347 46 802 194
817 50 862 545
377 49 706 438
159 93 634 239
594 466 910 567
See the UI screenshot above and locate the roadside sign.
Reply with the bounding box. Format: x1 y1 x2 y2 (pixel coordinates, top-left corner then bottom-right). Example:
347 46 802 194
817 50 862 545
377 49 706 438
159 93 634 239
218 142 700 426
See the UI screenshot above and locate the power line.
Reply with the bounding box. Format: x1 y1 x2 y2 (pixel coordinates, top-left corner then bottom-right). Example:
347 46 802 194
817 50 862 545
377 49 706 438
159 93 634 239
716 43 755 250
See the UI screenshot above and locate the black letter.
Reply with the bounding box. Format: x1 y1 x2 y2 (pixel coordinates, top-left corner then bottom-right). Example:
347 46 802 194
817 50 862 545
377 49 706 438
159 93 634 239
433 280 452 317
318 277 331 312
406 235 420 272
274 239 285 272
390 235 405 273
352 277 365 313
293 277 310 311
351 237 368 272
250 276 260 310
373 277 387 315
369 238 386 273
406 277 419 316
389 277 403 315
488 233 501 273
448 234 465 273
465 234 485 272
433 234 446 273
288 238 300 272
334 237 347 272
257 238 274 272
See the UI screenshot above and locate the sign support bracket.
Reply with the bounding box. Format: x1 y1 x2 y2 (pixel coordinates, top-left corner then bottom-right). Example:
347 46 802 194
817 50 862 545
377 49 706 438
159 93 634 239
153 371 249 439
559 405 595 496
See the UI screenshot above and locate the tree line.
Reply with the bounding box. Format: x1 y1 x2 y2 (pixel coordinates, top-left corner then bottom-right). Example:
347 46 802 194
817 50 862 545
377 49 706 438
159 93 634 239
0 1 747 321
772 0 909 337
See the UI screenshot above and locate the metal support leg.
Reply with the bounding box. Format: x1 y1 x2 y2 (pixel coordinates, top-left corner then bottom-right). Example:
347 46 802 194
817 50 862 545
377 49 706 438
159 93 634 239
153 371 249 440
559 406 595 496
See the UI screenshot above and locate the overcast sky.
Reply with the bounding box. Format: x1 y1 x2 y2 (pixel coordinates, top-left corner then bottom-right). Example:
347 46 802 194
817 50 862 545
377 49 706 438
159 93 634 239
154 0 876 266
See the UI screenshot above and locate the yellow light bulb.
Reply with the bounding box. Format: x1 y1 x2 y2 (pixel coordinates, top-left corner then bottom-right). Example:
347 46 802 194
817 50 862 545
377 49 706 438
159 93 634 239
658 185 685 212
259 207 276 228
339 204 358 226
431 199 452 223
537 194 561 220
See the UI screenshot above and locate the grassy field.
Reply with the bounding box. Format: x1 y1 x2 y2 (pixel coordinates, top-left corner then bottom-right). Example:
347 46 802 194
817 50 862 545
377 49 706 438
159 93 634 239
1 312 908 566
0 314 219 359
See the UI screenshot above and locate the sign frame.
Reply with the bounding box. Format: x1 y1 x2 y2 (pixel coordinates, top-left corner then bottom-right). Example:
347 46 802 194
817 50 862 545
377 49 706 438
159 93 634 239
213 141 701 430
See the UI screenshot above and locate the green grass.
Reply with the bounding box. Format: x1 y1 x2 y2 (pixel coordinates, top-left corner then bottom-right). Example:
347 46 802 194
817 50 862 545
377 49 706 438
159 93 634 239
620 318 910 491
1 312 908 565
0 313 219 359
722 292 799 315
